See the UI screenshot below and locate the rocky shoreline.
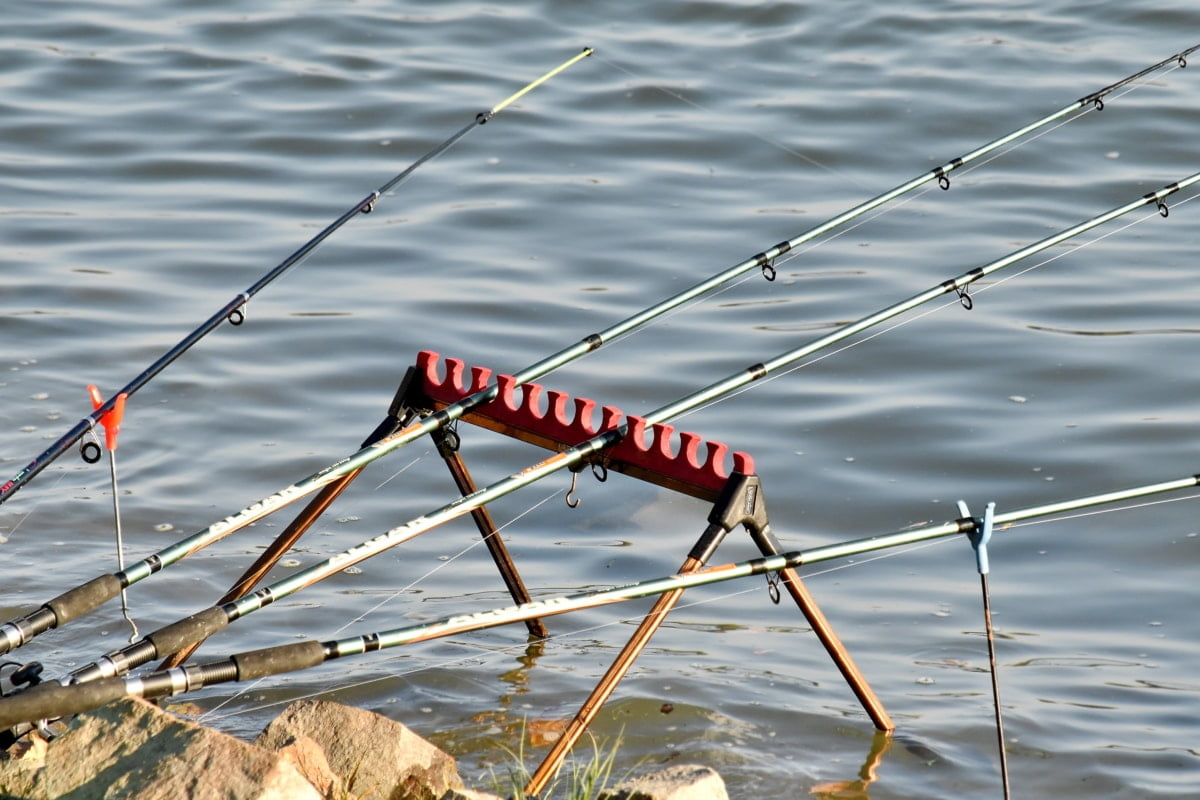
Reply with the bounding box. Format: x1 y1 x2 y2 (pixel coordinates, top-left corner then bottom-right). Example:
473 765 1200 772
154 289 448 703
0 697 729 799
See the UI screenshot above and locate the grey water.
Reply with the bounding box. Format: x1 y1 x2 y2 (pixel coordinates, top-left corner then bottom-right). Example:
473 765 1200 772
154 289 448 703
3 2 1199 797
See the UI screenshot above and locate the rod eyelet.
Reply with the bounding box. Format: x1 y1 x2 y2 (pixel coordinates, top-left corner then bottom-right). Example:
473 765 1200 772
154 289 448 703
80 440 101 464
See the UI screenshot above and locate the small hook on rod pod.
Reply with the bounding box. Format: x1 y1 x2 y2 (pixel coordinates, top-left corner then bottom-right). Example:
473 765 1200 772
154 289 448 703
565 467 582 509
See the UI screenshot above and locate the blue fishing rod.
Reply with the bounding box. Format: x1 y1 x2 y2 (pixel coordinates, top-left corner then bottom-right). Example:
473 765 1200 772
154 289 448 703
0 47 593 507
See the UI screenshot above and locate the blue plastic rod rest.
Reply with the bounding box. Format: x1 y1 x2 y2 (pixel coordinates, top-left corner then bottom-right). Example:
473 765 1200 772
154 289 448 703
956 500 995 575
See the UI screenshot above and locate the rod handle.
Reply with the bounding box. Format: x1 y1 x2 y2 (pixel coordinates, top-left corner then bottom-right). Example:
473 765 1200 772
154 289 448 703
146 607 231 658
0 677 127 731
45 575 124 626
232 641 327 681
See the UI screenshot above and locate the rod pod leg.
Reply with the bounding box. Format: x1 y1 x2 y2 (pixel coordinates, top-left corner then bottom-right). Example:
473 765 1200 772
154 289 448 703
430 426 548 639
741 495 893 732
524 473 765 796
158 378 422 669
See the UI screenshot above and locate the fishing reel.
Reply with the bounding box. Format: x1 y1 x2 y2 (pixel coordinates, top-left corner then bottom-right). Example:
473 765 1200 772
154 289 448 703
0 660 43 697
0 660 63 751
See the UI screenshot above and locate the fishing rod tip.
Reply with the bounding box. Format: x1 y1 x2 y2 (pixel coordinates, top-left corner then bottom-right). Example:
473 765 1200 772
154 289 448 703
582 46 594 56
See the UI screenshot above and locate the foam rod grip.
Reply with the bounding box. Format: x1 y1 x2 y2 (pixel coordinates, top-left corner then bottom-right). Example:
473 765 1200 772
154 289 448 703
0 677 127 731
45 575 123 625
145 607 230 656
232 640 327 681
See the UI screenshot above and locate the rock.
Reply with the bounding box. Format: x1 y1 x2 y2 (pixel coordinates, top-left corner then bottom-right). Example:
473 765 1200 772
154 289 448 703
275 734 344 798
256 699 465 800
0 729 46 799
599 763 729 800
438 789 504 800
0 697 322 800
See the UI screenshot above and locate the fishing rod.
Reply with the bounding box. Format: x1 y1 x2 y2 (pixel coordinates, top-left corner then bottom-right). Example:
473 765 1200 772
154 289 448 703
0 47 594 508
3 466 1196 729
4 45 1190 658
54 172 1199 684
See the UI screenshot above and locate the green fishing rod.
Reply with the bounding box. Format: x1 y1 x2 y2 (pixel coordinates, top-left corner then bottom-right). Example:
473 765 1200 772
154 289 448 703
3 466 1195 729
55 171 1198 684
0 47 593 509
4 46 1191 658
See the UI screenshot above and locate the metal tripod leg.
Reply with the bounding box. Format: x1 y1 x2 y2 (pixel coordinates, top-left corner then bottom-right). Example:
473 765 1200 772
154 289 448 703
735 481 892 731
525 475 893 794
431 427 548 639
158 378 422 669
708 473 891 730
524 536 722 796
524 475 766 796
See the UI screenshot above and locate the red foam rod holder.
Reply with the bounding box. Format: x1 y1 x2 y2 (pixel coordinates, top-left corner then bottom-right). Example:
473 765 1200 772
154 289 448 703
87 385 127 452
413 350 755 501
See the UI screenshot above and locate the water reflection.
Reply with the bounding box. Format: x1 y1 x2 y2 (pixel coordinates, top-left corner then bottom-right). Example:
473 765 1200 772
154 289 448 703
809 731 893 799
466 637 562 744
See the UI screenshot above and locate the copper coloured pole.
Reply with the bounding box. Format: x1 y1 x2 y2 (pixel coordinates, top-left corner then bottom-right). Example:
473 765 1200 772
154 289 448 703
752 524 893 732
777 565 893 731
525 555 704 796
156 468 363 669
433 429 549 639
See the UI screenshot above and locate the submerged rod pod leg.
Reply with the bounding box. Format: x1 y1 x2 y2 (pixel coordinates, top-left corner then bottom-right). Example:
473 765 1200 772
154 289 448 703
523 473 778 796
523 527 728 797
744 480 893 732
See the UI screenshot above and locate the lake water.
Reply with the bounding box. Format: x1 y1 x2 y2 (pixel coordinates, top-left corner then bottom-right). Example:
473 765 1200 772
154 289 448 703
3 2 1199 797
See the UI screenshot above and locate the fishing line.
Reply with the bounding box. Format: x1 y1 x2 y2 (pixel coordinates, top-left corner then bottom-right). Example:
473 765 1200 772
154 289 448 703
0 472 67 542
198 581 765 725
563 45 1167 356
627 70 1146 350
253 487 1200 711
672 191 1200 424
590 52 868 189
199 521 1017 725
204 483 1200 727
602 171 937 356
593 77 1080 350
1003 490 1200 530
373 454 426 491
330 485 565 636
195 533 1006 728
194 489 568 719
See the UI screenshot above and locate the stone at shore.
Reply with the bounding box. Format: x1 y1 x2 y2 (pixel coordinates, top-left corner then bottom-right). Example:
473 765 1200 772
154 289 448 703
0 697 321 800
599 763 729 800
0 696 728 800
255 698 466 800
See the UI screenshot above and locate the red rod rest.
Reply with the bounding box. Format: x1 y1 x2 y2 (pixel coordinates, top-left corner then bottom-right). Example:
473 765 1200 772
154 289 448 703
414 350 755 501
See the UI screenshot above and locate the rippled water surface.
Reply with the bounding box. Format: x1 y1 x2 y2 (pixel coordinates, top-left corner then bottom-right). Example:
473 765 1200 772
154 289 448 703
3 3 1199 797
